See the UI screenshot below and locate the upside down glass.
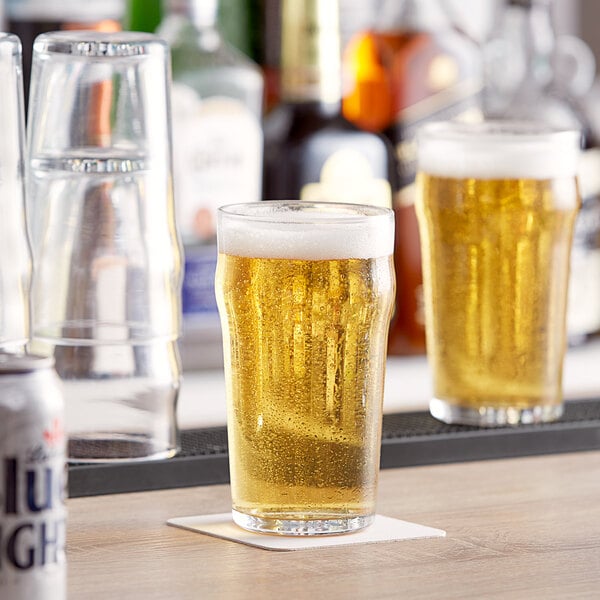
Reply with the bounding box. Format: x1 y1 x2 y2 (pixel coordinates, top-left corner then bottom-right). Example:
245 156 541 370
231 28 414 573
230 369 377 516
26 32 182 462
416 122 581 426
215 202 395 535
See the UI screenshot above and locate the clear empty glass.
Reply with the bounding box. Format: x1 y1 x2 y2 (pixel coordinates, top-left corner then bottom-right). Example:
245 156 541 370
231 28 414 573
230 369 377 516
0 34 31 353
26 32 183 462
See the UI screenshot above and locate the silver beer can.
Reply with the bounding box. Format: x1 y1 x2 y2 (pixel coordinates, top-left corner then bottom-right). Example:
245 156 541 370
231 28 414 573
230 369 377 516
0 354 66 599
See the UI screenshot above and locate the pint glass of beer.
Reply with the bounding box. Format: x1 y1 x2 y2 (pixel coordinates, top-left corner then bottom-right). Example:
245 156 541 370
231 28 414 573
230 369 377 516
416 122 581 426
215 201 395 535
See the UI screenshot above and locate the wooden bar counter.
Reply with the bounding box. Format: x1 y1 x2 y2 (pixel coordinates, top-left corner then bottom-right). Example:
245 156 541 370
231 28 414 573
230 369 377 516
67 450 600 599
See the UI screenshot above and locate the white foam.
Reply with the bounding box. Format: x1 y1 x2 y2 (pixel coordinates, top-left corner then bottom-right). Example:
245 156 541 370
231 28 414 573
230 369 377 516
218 202 394 260
417 122 581 180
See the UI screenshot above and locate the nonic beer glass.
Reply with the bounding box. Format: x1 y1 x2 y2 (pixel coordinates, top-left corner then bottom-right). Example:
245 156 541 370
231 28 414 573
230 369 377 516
416 122 581 426
216 201 395 535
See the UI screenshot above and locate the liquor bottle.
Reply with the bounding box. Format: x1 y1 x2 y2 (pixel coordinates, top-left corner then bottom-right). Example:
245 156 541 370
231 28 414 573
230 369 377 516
484 0 600 344
342 0 482 355
6 0 124 109
259 0 282 113
342 29 393 133
125 0 162 32
217 0 259 60
157 0 263 359
262 0 397 210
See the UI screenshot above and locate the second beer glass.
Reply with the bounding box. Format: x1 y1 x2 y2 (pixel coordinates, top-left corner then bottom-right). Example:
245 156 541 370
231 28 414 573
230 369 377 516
416 122 581 426
215 202 395 535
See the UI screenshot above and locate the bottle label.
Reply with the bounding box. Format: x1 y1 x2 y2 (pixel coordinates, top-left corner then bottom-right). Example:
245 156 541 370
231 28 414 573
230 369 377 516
280 0 341 103
170 85 263 241
300 148 392 208
182 245 219 315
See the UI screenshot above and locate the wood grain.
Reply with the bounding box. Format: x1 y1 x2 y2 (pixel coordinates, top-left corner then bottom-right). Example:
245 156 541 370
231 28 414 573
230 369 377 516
67 451 600 599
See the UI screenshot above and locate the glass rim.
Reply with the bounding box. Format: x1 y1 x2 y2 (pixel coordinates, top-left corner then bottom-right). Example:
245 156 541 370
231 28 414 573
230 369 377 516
218 200 393 225
0 32 22 54
417 120 581 146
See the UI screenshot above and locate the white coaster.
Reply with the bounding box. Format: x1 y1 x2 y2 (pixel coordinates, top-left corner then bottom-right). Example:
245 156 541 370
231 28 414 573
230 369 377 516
167 513 446 551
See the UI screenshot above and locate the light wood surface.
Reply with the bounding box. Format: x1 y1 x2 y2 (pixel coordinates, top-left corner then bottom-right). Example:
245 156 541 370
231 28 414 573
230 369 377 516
67 451 600 599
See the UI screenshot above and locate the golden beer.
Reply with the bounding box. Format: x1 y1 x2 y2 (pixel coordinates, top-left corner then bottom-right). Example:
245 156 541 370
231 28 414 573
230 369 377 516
215 202 395 535
416 123 581 425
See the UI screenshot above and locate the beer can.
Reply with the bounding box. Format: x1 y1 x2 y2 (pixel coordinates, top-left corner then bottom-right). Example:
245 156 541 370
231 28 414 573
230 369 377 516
0 354 66 600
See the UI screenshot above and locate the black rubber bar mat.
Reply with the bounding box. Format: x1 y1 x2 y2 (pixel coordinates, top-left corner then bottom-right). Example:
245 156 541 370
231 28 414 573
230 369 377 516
68 398 600 498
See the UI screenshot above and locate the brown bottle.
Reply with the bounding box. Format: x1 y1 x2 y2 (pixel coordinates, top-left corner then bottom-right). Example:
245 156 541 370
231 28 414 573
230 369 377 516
343 0 482 355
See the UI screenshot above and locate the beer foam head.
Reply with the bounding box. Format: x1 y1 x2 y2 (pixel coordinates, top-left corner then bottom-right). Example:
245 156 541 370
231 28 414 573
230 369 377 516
217 201 394 259
417 121 581 180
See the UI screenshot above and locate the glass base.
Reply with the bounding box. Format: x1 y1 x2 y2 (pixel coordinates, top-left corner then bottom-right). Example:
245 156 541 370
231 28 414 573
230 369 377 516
232 509 374 536
68 433 178 463
430 398 564 427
